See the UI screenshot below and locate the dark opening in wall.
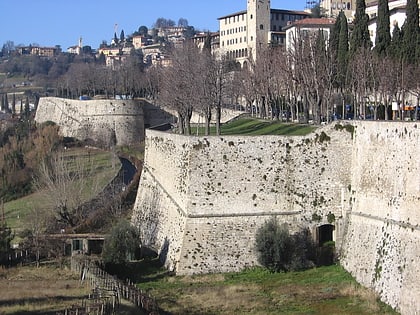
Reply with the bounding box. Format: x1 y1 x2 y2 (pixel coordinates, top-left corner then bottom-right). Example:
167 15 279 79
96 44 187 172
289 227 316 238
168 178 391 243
317 224 334 246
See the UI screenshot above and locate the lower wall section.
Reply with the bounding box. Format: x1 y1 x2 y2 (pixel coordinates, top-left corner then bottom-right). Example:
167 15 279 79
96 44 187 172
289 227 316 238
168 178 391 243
341 213 420 315
131 168 187 272
176 214 300 275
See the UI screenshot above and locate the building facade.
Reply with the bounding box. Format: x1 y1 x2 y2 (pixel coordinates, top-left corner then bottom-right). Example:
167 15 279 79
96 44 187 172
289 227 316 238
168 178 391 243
218 0 309 65
284 18 336 52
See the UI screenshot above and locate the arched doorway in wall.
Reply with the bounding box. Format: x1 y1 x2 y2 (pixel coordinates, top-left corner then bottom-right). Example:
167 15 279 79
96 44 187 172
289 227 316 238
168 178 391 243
316 224 335 265
317 224 334 246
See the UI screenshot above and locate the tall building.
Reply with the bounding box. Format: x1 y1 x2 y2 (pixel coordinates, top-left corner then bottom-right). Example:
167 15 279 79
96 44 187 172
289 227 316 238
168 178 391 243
218 0 309 65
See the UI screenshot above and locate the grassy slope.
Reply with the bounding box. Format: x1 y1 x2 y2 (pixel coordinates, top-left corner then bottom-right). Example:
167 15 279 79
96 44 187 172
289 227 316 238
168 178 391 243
135 263 397 315
191 118 317 136
3 147 120 233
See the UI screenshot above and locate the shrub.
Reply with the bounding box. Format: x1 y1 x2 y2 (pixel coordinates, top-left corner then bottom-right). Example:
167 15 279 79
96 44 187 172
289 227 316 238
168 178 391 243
102 219 141 265
255 218 316 272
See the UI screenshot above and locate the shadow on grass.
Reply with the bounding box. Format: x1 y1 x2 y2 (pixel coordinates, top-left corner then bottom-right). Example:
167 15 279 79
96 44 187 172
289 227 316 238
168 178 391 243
104 257 172 284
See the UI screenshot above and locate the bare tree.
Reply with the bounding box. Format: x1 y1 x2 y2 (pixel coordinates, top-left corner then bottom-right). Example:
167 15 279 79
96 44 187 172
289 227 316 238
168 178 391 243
159 42 202 134
22 205 53 267
34 151 102 229
289 30 332 123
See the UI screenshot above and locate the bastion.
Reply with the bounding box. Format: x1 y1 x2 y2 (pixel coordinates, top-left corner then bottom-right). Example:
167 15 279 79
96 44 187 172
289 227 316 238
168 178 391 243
132 121 419 315
34 97 146 146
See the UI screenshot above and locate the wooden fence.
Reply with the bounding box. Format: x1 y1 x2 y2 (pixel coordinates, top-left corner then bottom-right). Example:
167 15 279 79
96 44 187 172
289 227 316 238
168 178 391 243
56 257 159 315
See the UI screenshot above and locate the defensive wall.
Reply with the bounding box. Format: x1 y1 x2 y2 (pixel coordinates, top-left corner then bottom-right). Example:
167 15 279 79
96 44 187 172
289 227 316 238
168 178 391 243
35 97 145 146
34 97 241 145
131 121 419 314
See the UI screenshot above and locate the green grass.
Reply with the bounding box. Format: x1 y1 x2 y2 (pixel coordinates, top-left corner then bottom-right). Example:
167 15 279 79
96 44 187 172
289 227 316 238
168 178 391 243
134 261 398 315
4 147 120 234
192 118 317 136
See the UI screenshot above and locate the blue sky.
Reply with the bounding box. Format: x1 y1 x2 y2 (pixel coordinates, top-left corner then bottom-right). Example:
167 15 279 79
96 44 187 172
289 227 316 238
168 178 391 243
1 0 309 50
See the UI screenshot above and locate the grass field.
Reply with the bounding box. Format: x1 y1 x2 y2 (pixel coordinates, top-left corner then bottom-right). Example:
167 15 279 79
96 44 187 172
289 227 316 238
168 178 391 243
3 147 120 235
0 264 90 314
134 261 398 315
0 263 141 315
192 118 317 136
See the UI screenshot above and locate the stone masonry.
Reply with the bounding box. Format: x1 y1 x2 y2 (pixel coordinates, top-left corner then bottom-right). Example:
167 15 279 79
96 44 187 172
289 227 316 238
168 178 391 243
132 121 419 315
35 97 145 146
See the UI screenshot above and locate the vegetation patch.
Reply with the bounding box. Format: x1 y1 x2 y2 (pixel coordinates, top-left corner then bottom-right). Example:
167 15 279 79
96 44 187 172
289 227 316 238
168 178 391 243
136 260 397 315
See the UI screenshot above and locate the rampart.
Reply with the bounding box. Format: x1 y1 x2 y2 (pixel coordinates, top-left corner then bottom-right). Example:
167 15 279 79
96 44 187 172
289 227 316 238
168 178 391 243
131 121 419 314
35 97 146 146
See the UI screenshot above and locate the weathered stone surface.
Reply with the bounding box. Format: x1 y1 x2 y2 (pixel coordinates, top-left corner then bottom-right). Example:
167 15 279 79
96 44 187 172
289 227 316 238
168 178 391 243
35 97 145 146
132 121 419 315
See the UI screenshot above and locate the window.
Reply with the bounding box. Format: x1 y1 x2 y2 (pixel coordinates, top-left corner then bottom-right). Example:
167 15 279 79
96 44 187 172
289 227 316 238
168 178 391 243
347 2 351 10
282 14 285 21
251 36 254 41
276 13 279 20
260 24 264 30
250 14 253 19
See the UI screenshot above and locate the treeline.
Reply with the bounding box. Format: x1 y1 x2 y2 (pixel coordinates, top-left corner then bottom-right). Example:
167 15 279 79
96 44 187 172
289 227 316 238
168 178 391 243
1 0 419 130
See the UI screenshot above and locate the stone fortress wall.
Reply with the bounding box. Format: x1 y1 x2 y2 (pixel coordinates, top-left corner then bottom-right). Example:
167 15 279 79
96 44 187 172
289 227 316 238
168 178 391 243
34 97 147 146
132 121 419 315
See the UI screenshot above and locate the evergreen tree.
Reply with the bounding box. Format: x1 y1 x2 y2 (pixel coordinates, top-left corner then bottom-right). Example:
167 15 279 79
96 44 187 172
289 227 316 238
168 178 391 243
0 221 13 266
337 11 349 87
375 0 391 56
329 14 341 57
4 94 9 113
203 32 212 52
390 23 403 59
120 29 125 42
11 94 16 114
401 0 420 63
350 0 372 55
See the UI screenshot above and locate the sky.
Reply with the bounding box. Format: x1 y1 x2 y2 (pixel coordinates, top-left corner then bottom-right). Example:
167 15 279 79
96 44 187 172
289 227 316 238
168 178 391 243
0 0 309 50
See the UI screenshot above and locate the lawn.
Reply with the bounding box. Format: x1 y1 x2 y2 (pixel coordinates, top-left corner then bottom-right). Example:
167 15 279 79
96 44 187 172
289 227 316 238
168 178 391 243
192 118 317 136
133 261 398 315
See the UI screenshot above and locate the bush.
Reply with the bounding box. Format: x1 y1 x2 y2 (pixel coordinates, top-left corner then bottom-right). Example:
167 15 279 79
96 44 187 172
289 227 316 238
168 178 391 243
102 219 141 265
255 217 316 272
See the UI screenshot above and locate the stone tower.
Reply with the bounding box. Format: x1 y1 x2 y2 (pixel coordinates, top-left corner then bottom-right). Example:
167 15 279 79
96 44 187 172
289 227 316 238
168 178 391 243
247 0 271 61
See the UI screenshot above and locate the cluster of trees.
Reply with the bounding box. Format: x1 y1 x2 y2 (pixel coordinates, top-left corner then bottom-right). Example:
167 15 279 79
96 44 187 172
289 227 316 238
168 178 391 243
148 0 420 133
1 1 419 129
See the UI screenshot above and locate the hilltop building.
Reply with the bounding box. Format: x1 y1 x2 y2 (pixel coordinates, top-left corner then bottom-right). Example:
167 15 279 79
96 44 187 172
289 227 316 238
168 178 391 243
218 0 310 65
17 45 60 57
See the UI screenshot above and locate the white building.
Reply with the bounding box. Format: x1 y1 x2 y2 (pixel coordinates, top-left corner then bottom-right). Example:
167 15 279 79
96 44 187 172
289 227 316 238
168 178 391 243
284 18 336 52
218 0 309 65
